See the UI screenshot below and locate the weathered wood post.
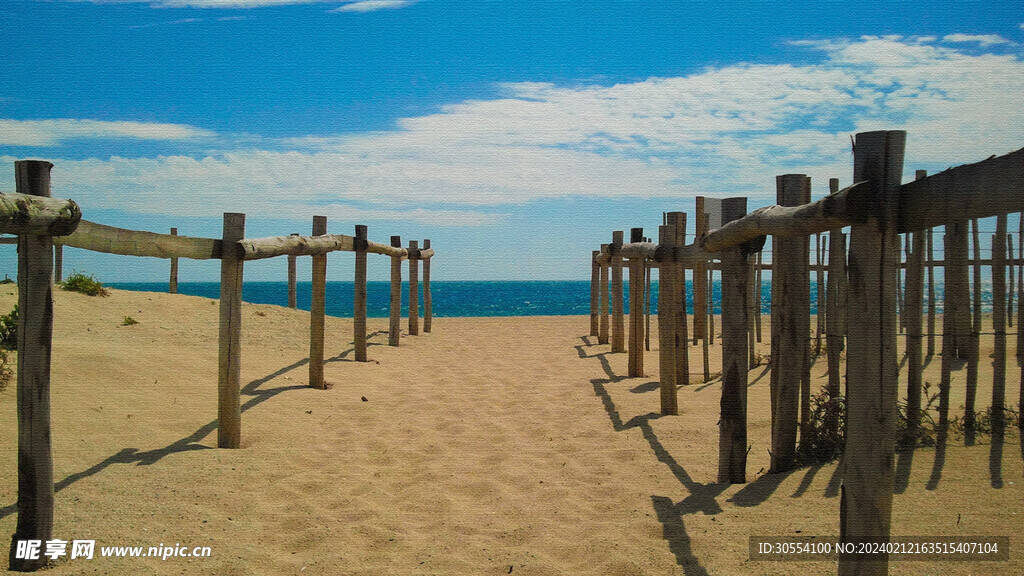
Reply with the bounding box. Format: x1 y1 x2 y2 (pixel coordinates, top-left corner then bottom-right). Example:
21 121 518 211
904 171 926 445
657 221 679 415
645 250 652 352
667 212 689 386
611 231 625 353
590 250 600 337
826 178 846 419
992 219 1008 440
389 235 402 347
599 243 610 345
755 250 763 342
1019 217 1024 428
718 197 754 484
965 219 982 444
353 225 368 362
770 174 810 473
309 216 327 389
423 239 433 333
1008 233 1015 328
53 244 63 284
839 130 905 576
408 240 419 336
748 253 757 369
288 233 298 309
628 227 645 377
169 227 178 293
218 212 245 448
9 160 55 572
694 198 708 346
926 215 936 356
947 220 972 359
816 231 825 355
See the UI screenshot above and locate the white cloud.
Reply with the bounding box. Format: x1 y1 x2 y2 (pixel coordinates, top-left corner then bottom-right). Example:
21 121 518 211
942 33 1012 47
331 0 411 12
7 34 1024 225
0 118 216 146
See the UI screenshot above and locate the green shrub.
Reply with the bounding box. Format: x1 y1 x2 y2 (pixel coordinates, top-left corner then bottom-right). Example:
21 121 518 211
121 316 139 326
0 305 17 350
0 349 11 392
796 386 846 465
61 271 109 297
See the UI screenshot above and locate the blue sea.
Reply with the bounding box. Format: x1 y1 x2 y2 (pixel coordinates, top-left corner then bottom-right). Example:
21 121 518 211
105 280 985 318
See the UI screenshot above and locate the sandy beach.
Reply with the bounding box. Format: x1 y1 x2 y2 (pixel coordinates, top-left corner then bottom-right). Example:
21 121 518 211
1 286 1021 575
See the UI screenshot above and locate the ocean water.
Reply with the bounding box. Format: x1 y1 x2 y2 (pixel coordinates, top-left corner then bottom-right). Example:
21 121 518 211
105 280 986 318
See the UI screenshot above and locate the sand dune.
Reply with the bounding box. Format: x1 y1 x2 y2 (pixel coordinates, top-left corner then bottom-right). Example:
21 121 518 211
1 286 1021 574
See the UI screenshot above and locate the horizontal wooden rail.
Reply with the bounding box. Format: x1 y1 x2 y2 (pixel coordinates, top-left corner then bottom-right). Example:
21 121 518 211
239 233 426 261
0 192 81 236
898 146 1024 232
55 220 222 259
700 181 869 252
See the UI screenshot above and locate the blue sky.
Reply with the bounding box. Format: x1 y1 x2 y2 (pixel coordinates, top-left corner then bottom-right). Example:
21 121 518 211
2 0 1024 281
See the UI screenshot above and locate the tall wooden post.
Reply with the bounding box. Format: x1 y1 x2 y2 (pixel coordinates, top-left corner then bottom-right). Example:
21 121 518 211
816 231 825 355
590 250 600 337
628 227 645 377
667 213 689 386
309 216 327 390
599 244 610 345
826 178 846 418
408 240 419 336
1008 234 1015 328
611 231 625 353
353 225 368 362
169 227 178 294
645 253 652 352
9 160 55 572
389 235 402 347
657 222 679 415
218 212 245 448
755 250 763 342
839 130 905 576
718 197 752 484
423 239 433 333
770 174 810 473
1019 215 1024 428
965 219 982 444
926 211 936 356
946 220 972 359
694 198 708 345
748 253 757 369
992 219 1008 440
288 233 298 309
904 172 926 445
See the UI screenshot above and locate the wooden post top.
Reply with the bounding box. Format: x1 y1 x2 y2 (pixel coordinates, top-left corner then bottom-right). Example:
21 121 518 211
612 230 624 246
391 235 401 248
424 239 431 249
630 228 644 243
312 215 327 236
355 224 368 250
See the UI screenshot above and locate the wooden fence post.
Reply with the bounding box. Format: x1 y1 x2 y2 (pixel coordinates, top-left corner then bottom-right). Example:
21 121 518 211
354 225 368 362
718 197 753 484
816 230 825 355
947 220 972 359
9 160 55 572
667 212 689 386
599 244 610 345
309 216 327 389
288 233 298 309
770 173 810 473
628 227 645 377
657 222 678 415
169 227 178 293
694 197 708 345
591 250 600 337
389 235 402 347
839 130 905 576
1008 233 1015 328
755 250 763 342
408 240 419 336
826 178 846 421
53 244 63 284
218 212 245 448
904 173 926 445
926 210 936 357
423 239 433 333
611 231 625 353
992 219 1008 440
965 219 982 444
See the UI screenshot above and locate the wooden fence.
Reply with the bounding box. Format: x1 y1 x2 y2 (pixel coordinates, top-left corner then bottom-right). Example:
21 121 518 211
1 160 436 571
587 131 1024 576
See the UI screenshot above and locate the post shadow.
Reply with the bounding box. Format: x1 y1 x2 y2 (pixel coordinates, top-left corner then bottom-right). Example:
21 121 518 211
925 441 947 491
893 448 914 494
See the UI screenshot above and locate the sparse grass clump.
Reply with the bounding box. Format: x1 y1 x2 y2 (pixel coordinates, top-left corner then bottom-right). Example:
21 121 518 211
0 349 11 392
0 305 17 350
796 387 846 465
61 271 109 297
121 316 139 326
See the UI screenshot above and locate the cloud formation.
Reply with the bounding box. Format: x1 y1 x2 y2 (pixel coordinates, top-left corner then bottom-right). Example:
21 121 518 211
5 35 1023 225
0 118 215 146
330 0 412 12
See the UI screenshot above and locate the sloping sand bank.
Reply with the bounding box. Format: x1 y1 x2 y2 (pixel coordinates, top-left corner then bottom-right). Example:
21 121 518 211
1 286 1021 574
